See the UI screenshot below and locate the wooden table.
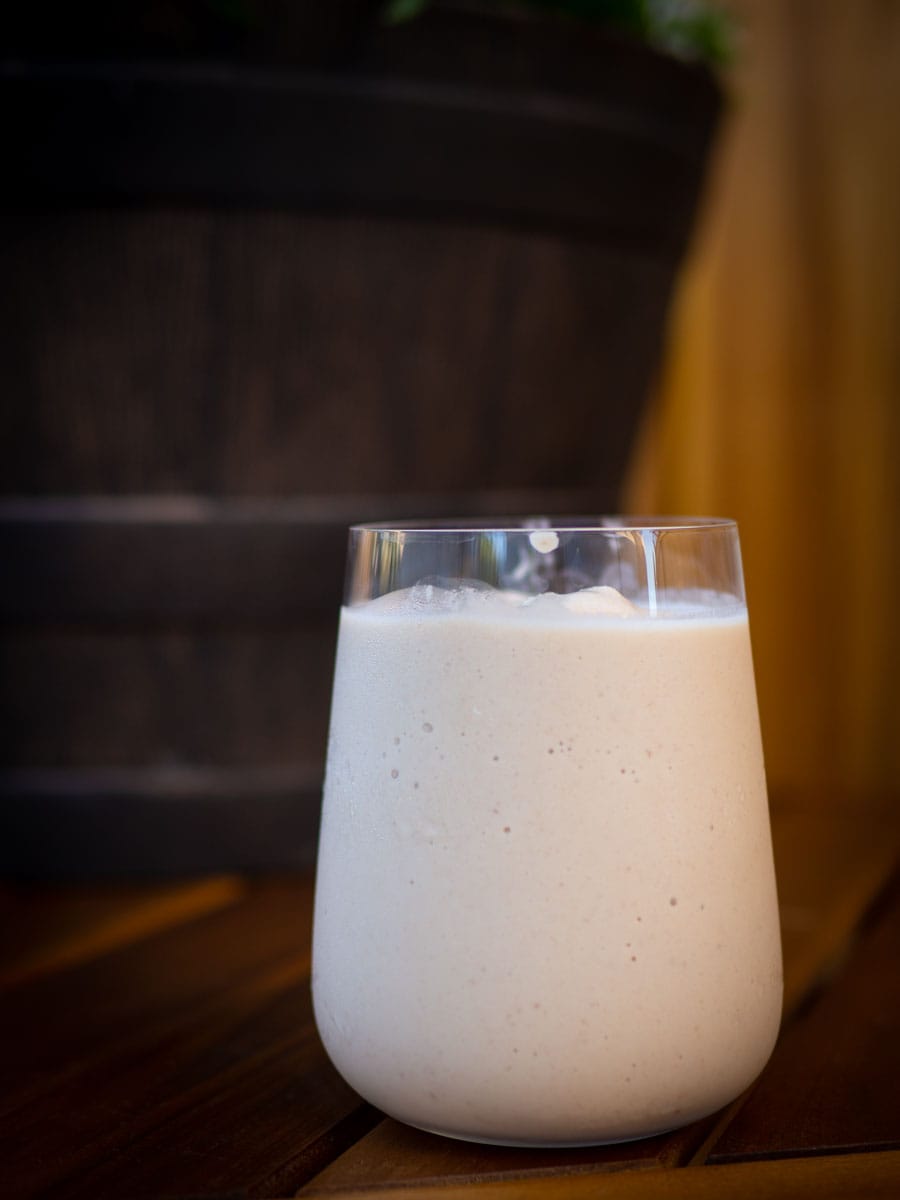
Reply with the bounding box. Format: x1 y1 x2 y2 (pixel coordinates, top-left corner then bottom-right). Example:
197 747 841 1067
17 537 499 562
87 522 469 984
3 791 899 1199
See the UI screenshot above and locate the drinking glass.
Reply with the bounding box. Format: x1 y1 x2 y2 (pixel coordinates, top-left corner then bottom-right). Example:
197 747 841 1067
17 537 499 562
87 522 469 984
312 518 782 1147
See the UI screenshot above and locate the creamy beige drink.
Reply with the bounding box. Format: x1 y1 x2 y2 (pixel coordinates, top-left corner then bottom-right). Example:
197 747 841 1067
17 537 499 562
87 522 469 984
312 581 782 1146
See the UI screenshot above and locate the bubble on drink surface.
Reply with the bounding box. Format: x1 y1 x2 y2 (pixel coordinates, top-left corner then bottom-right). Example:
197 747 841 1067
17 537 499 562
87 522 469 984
408 576 495 614
562 586 637 617
528 530 559 554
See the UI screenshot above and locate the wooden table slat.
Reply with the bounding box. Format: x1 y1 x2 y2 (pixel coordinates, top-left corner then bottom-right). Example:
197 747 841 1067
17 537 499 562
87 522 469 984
298 1115 714 1195
2 792 899 1198
770 806 900 1016
0 880 368 1199
20 983 373 1200
0 876 245 987
298 806 900 1194
706 869 900 1162
2 881 311 1088
300 1150 900 1200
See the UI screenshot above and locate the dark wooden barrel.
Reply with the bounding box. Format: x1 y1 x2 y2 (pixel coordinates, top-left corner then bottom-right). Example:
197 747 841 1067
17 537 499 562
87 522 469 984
0 6 720 876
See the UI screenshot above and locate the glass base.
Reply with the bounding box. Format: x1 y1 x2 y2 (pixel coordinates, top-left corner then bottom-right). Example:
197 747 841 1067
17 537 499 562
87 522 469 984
403 1119 680 1149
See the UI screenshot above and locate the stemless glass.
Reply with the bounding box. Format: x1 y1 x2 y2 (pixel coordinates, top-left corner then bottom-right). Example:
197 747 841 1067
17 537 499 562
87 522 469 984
311 518 782 1147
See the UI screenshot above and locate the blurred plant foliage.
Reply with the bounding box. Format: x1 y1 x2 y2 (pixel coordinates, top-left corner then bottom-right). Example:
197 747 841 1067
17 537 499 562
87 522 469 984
382 0 733 65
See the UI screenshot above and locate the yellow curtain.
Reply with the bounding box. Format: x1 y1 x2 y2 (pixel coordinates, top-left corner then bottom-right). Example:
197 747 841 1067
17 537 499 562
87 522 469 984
626 0 900 797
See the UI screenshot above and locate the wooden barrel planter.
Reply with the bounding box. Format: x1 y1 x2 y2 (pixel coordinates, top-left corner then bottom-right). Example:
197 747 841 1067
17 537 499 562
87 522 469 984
0 4 720 876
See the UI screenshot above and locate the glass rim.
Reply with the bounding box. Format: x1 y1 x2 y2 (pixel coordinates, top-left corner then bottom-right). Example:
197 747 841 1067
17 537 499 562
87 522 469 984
349 515 738 535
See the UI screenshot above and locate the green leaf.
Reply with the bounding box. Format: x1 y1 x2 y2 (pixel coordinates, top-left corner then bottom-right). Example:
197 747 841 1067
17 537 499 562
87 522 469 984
381 0 433 25
379 0 734 65
646 1 734 65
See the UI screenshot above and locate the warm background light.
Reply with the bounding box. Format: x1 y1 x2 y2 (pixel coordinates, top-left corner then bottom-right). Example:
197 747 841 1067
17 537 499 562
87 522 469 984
627 0 900 798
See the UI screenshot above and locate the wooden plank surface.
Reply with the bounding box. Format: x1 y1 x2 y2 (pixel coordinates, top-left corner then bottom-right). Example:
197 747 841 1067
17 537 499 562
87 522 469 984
1 880 315 1107
769 803 900 1016
708 870 900 1161
298 1151 900 1200
2 797 898 1198
0 880 368 1199
298 1116 714 1194
0 875 244 987
686 800 900 1164
296 804 900 1193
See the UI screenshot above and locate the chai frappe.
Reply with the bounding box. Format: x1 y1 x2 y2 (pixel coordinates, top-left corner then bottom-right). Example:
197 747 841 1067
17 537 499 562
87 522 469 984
312 583 782 1146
